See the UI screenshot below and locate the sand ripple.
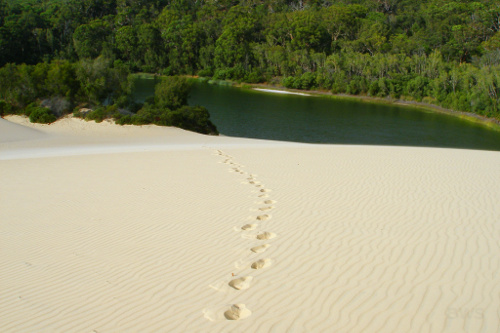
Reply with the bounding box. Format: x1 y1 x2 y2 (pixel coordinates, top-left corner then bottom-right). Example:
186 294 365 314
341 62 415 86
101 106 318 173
1 141 499 332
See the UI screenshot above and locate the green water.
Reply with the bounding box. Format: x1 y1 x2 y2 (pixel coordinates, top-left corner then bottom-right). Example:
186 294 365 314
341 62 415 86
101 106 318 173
133 77 500 151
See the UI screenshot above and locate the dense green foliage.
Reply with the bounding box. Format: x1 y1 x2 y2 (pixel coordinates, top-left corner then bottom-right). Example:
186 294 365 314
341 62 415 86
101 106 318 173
28 106 57 123
114 76 218 134
155 75 190 109
0 57 132 115
1 0 499 120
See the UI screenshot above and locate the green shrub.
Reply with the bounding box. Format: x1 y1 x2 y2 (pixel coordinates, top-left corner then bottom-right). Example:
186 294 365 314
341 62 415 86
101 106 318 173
131 114 150 125
22 103 38 117
0 100 12 116
85 107 107 123
368 80 379 97
213 68 232 80
282 77 295 88
164 106 218 135
404 76 430 101
298 72 316 90
154 76 191 110
136 104 163 123
331 72 347 94
347 79 360 95
84 105 121 123
29 107 57 123
197 69 213 77
115 114 132 125
244 70 264 83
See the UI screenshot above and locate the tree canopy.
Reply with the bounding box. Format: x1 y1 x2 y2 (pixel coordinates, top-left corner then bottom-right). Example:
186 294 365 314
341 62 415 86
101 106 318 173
0 0 499 120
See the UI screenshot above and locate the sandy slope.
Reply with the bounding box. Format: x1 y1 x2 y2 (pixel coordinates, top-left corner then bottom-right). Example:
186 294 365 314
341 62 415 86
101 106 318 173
1 116 499 332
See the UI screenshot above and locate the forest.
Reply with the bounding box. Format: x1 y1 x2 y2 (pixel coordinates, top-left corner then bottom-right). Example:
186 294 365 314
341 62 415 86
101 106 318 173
0 0 499 128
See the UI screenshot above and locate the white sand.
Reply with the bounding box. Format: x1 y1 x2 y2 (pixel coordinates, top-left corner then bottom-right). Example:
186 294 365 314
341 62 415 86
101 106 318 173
1 115 499 332
253 88 311 96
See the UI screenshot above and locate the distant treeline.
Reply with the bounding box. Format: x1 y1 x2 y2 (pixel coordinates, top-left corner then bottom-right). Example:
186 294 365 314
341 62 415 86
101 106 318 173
0 0 499 121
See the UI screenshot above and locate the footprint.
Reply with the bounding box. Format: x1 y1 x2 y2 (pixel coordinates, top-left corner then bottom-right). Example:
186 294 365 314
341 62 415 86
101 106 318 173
257 232 276 240
256 214 270 221
259 206 273 211
203 309 216 322
229 276 253 290
224 304 252 320
258 194 269 198
234 259 247 269
263 200 276 204
251 258 272 269
241 224 258 231
208 281 227 292
259 189 271 193
251 244 271 253
248 181 260 185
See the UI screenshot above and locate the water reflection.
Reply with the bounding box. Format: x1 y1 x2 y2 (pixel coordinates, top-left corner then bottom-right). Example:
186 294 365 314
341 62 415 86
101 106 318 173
133 78 500 151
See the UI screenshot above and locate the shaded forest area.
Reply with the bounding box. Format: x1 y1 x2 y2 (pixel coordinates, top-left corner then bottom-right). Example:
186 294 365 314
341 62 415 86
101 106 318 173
1 0 499 123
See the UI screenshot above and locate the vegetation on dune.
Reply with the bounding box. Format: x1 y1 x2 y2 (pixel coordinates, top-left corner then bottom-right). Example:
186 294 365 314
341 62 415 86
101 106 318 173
0 0 499 125
113 76 218 135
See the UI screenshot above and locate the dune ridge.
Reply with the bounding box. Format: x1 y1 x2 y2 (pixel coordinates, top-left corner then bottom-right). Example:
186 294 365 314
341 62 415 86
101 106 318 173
1 116 499 332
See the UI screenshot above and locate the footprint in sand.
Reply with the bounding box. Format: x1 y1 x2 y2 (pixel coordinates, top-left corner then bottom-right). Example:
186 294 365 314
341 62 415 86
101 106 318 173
203 309 216 322
257 232 276 240
256 214 270 221
251 258 272 269
258 194 270 198
241 224 258 231
259 206 273 211
263 200 276 204
229 276 253 290
225 304 251 320
259 189 271 193
251 244 271 253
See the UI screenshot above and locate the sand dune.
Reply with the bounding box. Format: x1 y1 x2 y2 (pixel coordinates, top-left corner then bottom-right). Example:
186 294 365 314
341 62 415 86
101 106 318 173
0 117 47 143
1 116 499 332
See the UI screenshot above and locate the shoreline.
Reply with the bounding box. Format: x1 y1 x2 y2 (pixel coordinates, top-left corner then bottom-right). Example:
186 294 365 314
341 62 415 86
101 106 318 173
246 82 500 132
251 88 311 96
136 73 500 131
184 76 500 132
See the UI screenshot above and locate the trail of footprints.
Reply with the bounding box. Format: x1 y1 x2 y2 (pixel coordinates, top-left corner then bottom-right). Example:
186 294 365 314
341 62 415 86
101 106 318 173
214 149 278 321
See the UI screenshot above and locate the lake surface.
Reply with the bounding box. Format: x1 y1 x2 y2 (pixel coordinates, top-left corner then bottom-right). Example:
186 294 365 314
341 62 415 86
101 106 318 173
133 77 500 151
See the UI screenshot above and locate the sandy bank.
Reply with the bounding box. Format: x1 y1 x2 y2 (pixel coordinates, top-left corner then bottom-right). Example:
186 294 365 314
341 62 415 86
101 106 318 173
252 88 311 96
1 116 499 332
237 81 500 131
